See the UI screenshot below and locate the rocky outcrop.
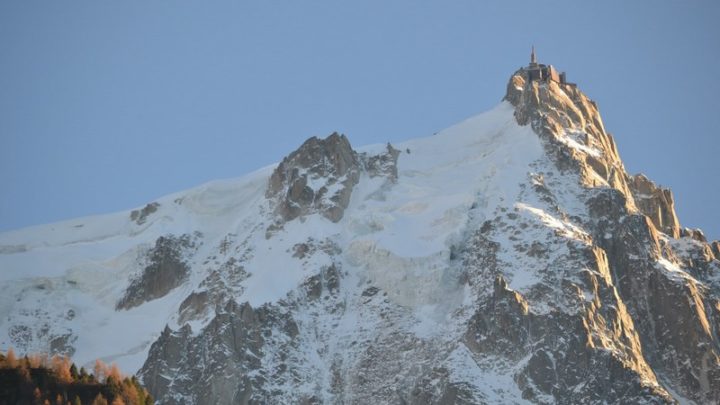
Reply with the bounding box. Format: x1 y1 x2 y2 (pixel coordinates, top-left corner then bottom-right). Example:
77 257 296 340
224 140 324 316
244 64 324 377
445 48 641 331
178 258 249 324
464 276 530 360
49 333 76 357
680 226 707 242
117 234 197 310
362 143 401 182
404 368 478 405
140 301 299 405
266 134 402 231
629 174 681 238
130 202 160 225
267 132 361 224
712 241 720 260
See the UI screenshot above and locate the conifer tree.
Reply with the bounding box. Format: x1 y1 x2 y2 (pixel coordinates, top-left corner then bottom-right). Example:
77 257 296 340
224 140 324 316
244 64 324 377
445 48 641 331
70 363 79 381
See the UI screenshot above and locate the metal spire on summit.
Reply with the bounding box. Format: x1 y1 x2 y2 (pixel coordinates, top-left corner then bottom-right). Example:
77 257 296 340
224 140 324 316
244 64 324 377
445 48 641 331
522 46 571 85
530 45 537 65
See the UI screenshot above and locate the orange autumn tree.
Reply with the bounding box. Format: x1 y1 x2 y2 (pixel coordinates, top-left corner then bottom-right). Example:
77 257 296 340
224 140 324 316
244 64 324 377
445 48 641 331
0 349 153 405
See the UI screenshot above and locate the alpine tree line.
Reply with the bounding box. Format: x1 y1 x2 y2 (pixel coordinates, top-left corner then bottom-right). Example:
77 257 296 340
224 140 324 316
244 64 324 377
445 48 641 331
0 349 153 405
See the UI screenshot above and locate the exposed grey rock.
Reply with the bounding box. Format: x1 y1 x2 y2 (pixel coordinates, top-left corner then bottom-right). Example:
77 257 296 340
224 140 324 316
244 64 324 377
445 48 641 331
178 257 249 324
8 325 31 351
177 291 209 324
680 226 707 242
117 234 196 310
302 264 340 301
404 367 478 405
266 132 361 224
140 300 299 405
464 276 530 361
49 333 76 357
586 187 628 221
291 238 342 260
265 134 402 233
130 202 160 225
668 237 718 281
362 143 401 182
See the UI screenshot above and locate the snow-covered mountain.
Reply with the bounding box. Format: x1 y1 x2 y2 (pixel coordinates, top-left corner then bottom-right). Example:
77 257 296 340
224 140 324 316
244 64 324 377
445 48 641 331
2 55 719 404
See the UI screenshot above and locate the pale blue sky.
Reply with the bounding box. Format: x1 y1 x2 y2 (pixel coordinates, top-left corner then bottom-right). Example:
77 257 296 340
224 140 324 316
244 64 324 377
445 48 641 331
1 1 719 240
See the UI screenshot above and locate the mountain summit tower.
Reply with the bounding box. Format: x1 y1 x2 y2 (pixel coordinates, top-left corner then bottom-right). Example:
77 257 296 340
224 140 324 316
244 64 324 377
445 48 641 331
522 47 568 84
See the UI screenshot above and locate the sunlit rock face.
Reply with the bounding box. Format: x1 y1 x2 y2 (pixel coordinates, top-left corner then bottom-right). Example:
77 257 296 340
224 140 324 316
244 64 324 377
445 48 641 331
505 68 632 198
503 65 720 404
628 173 681 238
2 58 720 405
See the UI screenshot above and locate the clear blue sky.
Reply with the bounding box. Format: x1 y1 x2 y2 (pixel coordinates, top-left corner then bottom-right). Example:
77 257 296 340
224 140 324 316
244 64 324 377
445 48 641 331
1 1 719 240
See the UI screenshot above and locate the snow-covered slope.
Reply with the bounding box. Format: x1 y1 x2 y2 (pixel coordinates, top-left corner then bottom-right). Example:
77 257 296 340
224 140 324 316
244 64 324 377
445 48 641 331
2 60 720 404
0 102 536 372
0 167 271 371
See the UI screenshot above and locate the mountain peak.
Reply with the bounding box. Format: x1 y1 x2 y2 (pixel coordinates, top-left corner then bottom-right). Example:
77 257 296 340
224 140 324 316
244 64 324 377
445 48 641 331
504 54 638 202
503 52 684 240
2 55 720 404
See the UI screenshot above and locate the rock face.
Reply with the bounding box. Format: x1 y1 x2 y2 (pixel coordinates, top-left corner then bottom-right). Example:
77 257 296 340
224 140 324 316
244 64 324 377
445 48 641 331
117 234 197 310
465 275 666 404
140 301 300 405
363 143 401 182
628 174 681 238
3 58 720 405
177 257 249 324
266 132 361 223
130 202 160 225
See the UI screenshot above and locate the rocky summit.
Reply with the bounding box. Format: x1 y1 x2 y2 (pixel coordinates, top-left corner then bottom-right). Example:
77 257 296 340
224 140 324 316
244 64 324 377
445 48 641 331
1 52 719 404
